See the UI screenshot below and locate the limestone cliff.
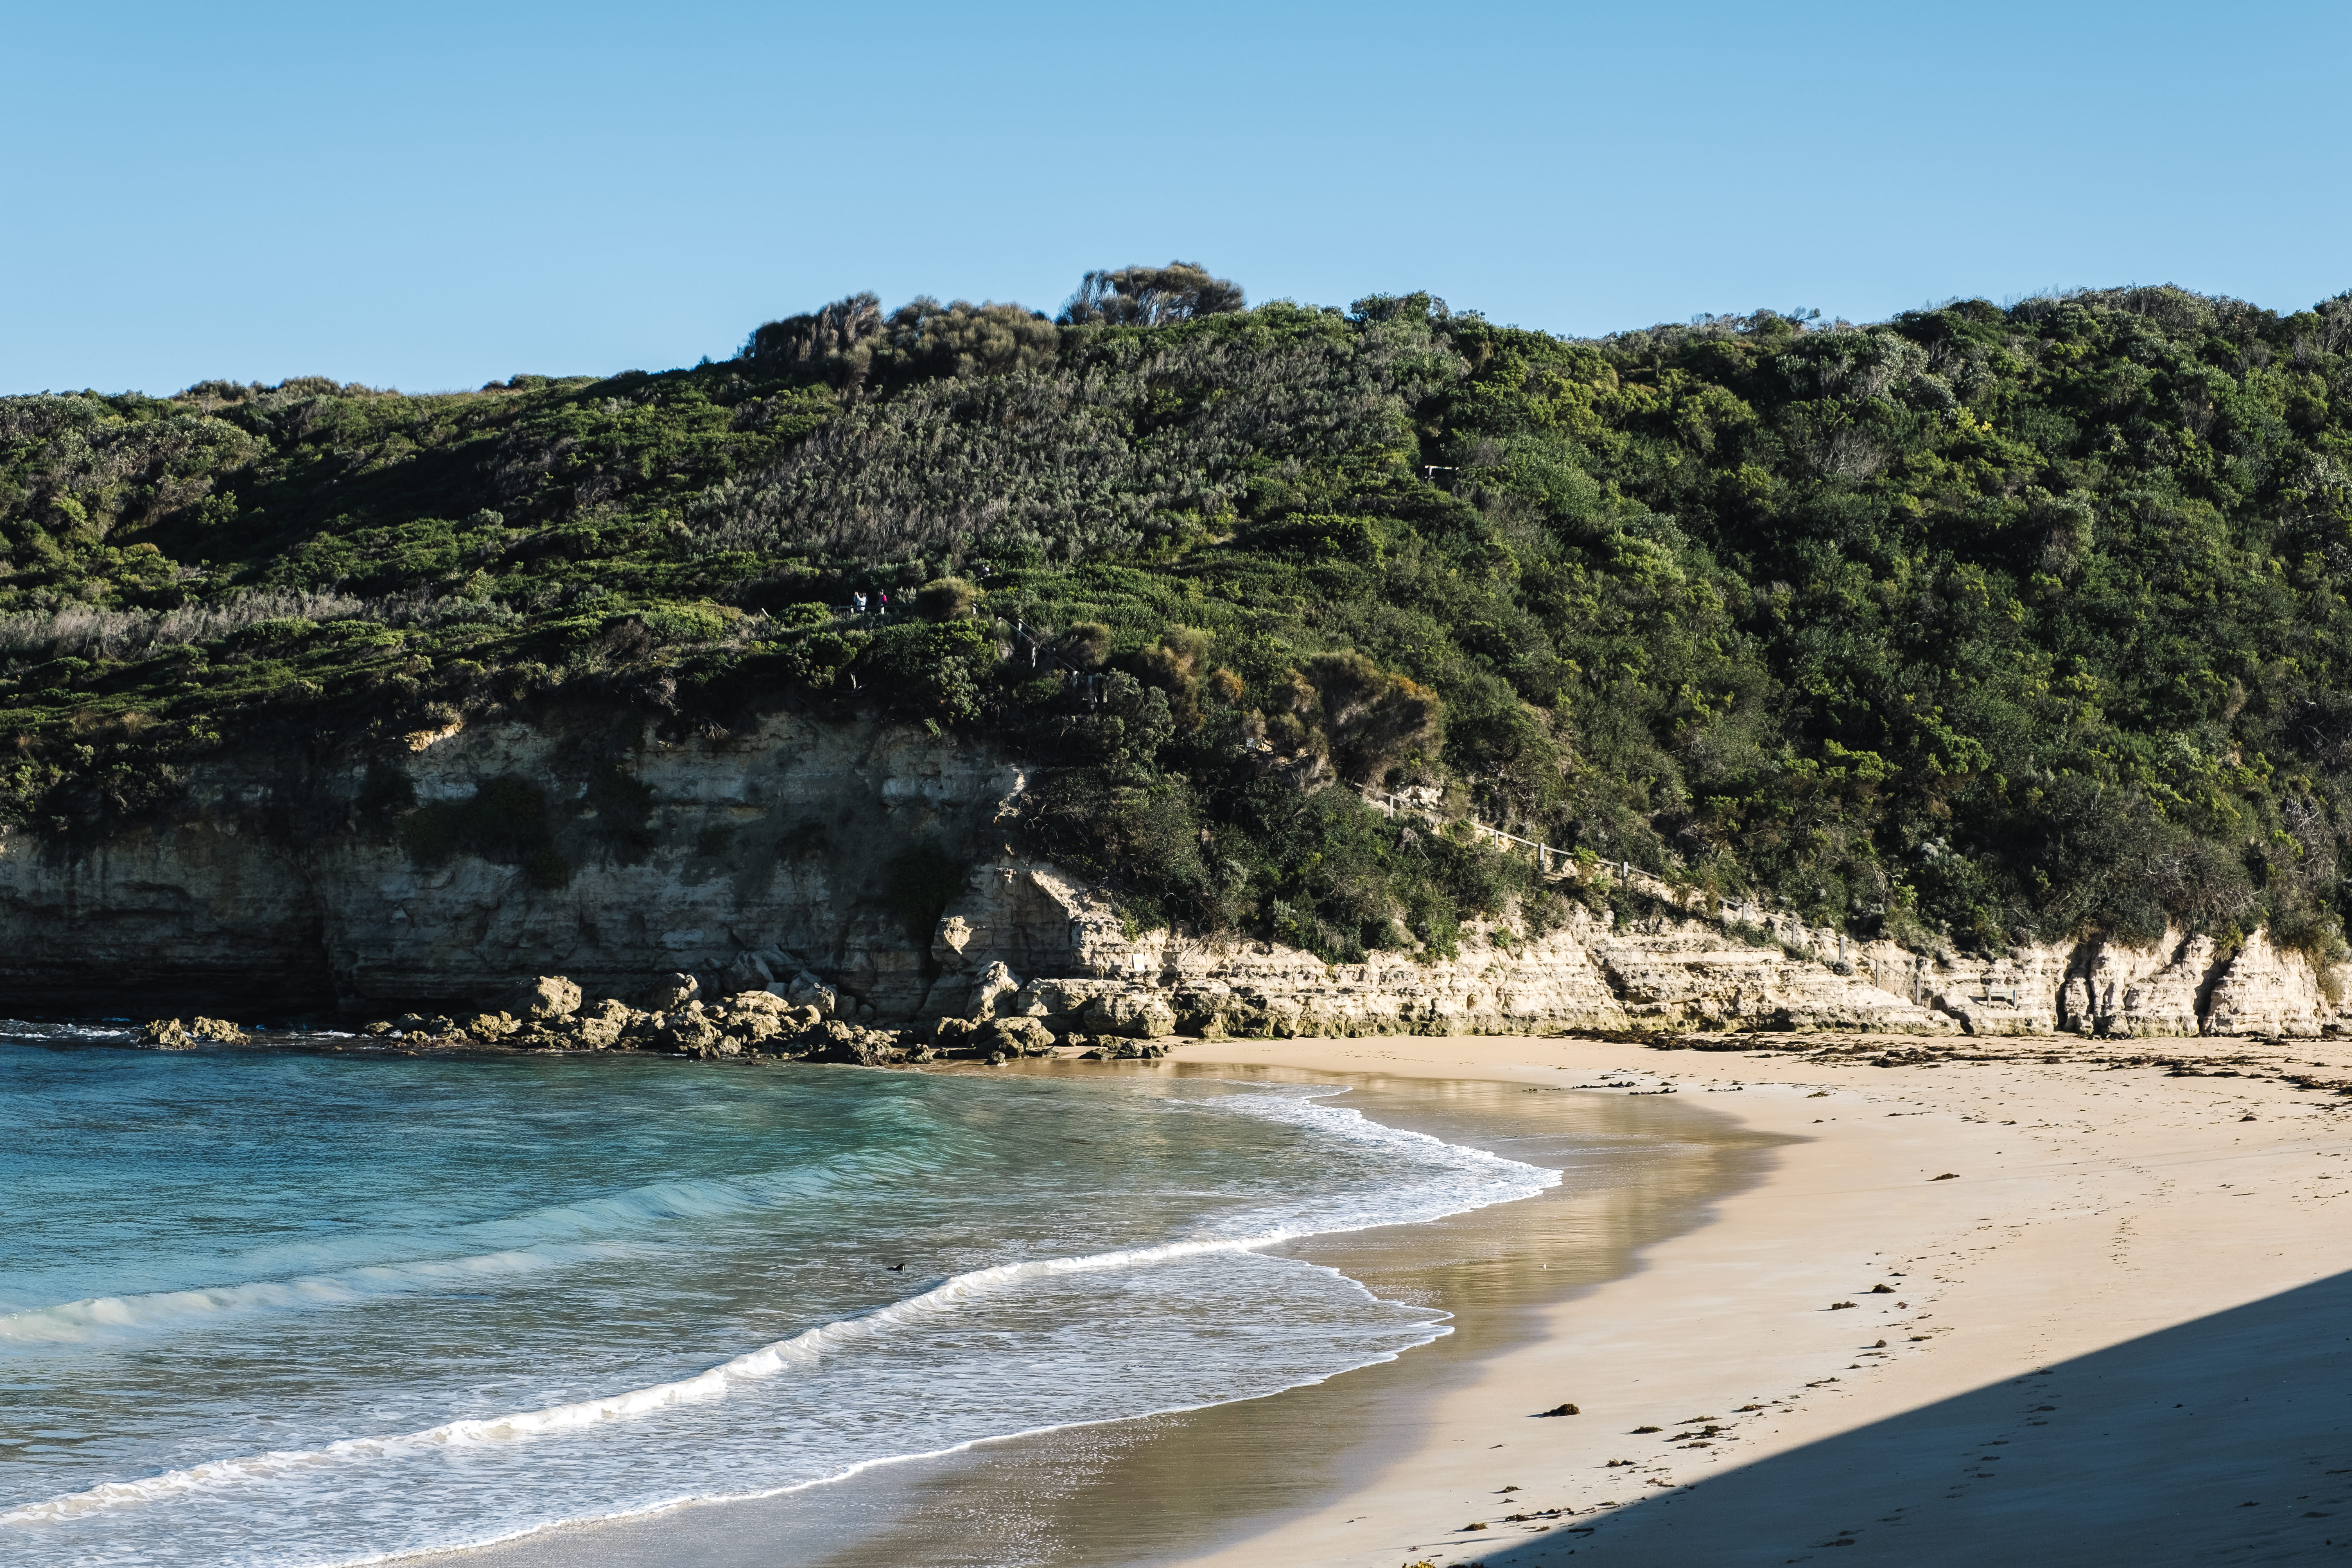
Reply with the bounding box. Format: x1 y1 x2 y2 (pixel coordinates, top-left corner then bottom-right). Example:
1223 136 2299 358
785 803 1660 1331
0 712 2342 1039
0 710 1030 1019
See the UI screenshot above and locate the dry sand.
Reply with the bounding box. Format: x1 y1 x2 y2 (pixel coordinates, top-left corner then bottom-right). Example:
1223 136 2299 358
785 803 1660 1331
1162 1030 2352 1566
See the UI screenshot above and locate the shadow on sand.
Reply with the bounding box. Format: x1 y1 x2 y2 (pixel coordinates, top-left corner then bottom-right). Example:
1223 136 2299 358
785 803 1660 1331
1477 1269 2352 1566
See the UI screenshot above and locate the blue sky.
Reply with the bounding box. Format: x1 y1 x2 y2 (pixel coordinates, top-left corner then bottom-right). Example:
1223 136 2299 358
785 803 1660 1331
6 0 2347 394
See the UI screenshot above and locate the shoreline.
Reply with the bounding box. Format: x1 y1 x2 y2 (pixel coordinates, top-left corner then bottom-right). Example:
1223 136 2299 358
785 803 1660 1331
29 1025 2350 1565
423 1060 1774 1568
1161 1032 2352 1566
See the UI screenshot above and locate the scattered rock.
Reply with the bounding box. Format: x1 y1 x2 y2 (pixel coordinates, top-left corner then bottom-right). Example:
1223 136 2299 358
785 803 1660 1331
502 975 582 1021
929 1017 982 1053
1830 1300 1858 1309
783 969 839 1018
1932 1172 1960 1181
977 1016 1056 1057
806 1021 909 1066
1869 1283 1894 1293
570 999 633 1049
640 972 700 1012
713 951 778 998
657 1007 723 1055
1537 1403 1581 1417
138 1017 248 1047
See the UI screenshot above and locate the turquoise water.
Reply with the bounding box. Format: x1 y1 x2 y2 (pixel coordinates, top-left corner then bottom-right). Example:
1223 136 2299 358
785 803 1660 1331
0 1028 1556 1567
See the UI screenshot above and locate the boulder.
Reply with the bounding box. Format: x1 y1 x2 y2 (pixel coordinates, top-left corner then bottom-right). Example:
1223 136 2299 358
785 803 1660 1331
640 972 700 1012
714 951 778 998
187 1015 249 1044
933 914 976 964
1083 991 1177 1039
964 961 1021 1020
976 1016 1056 1057
1098 1039 1168 1060
931 1017 981 1052
807 1020 872 1064
464 1011 520 1042
570 999 633 1049
135 1019 194 1050
711 990 790 1048
502 975 582 1021
782 970 839 1018
657 1007 723 1055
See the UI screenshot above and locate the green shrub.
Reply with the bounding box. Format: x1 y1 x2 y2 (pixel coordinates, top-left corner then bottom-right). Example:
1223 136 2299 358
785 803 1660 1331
915 577 978 619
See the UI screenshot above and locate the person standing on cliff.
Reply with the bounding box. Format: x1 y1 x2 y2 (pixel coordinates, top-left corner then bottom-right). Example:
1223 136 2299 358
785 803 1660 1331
854 590 867 614
878 590 890 617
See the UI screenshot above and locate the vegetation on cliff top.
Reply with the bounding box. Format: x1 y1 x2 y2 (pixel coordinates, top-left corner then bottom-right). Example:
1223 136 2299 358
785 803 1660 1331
7 263 2352 965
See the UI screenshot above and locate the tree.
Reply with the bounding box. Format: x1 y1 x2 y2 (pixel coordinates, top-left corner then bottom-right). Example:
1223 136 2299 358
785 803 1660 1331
740 293 886 390
884 298 1057 380
1058 262 1244 327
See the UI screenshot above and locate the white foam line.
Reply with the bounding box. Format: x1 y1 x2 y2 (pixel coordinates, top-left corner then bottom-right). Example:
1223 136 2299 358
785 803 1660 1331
0 1233 1292 1526
2 1083 1561 1536
331 1299 1455 1568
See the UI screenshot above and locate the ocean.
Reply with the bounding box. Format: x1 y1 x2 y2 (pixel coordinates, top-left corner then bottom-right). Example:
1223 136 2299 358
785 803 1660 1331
0 1026 1559 1567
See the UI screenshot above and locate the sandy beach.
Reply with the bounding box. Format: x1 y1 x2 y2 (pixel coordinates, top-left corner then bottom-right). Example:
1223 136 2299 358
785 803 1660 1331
434 1026 2352 1568
1164 1030 2352 1566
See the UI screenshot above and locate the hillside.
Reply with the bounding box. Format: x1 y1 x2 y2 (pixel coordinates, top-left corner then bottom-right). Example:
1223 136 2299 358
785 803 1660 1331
5 266 2352 972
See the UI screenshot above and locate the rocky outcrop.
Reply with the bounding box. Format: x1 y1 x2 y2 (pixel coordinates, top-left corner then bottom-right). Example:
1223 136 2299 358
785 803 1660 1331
133 1016 248 1049
2203 931 2326 1037
1584 920 1954 1035
2 709 2345 1040
921 857 1633 1037
0 709 1028 1019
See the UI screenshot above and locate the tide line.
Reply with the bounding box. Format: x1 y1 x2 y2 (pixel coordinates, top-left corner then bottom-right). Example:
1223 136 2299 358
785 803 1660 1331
0 1231 1305 1525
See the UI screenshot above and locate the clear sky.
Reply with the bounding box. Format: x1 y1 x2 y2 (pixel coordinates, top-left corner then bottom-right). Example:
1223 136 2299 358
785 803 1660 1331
7 0 2348 395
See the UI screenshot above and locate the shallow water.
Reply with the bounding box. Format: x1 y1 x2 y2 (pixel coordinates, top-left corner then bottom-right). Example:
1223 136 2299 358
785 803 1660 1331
0 1029 1559 1567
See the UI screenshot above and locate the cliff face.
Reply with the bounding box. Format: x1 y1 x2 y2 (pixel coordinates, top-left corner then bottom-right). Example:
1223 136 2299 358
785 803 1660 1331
0 713 2343 1039
0 711 1031 1019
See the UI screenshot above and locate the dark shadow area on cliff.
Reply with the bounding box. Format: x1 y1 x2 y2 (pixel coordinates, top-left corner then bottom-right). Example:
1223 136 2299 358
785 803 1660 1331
1475 1269 2352 1566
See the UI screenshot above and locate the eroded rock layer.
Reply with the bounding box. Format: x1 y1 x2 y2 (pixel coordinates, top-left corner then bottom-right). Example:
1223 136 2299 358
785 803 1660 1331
0 713 2343 1039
